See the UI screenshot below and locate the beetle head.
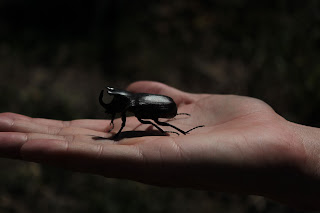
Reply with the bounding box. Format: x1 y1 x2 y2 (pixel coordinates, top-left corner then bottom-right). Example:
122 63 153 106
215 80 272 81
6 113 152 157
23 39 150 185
99 89 114 113
99 87 132 114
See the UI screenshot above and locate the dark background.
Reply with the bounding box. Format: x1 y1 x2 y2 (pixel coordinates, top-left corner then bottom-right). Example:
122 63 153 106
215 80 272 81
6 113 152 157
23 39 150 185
1 0 319 212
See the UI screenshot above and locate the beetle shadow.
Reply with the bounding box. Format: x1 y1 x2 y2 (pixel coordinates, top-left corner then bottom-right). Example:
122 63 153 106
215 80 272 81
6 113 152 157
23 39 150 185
91 130 167 141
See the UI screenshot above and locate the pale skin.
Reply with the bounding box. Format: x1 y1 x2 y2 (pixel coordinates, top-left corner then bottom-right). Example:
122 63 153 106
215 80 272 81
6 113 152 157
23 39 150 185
0 81 319 210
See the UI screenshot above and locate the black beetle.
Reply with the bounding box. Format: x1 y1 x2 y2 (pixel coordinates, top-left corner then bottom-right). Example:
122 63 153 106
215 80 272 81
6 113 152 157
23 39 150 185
99 86 204 137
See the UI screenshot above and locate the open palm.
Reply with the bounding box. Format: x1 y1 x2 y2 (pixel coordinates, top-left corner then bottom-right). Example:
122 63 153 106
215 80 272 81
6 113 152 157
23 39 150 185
0 81 307 207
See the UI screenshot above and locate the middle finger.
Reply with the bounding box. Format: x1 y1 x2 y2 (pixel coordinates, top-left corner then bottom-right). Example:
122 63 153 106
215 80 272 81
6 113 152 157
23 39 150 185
0 117 109 137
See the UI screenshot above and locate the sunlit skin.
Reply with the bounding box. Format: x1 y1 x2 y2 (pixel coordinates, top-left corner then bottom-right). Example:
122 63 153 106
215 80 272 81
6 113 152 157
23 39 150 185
0 81 319 209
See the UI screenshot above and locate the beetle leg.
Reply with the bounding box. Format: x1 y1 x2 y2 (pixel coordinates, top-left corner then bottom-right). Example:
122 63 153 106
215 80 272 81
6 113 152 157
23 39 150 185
153 118 187 135
137 118 165 133
185 125 205 133
154 119 205 135
115 112 126 137
108 113 115 133
176 113 191 116
137 118 179 135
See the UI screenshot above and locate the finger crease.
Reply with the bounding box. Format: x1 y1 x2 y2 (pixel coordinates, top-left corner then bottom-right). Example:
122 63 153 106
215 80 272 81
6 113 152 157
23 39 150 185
135 145 147 165
18 133 30 160
8 119 15 130
65 140 70 153
63 135 75 143
96 144 104 160
170 137 188 161
62 120 71 128
47 125 62 135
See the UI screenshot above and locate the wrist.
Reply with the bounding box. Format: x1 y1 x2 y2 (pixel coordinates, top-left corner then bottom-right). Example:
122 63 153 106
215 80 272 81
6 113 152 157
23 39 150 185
289 122 320 178
286 121 320 209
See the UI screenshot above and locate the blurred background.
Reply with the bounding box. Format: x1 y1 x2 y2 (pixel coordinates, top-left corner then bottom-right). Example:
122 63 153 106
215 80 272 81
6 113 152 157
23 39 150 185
0 0 319 212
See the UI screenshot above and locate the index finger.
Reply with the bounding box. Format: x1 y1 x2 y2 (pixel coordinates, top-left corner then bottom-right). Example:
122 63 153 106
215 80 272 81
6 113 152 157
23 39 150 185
0 112 138 132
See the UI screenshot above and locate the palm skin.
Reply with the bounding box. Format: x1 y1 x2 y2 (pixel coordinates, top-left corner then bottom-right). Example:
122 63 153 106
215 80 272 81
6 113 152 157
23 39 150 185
0 81 317 208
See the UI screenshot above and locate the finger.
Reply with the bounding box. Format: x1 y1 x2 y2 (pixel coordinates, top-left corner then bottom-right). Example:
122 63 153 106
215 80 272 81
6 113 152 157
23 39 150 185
0 131 155 180
0 112 111 131
0 130 152 160
20 137 144 177
0 132 74 158
126 81 196 106
0 112 141 132
0 112 30 120
0 116 111 137
0 132 28 158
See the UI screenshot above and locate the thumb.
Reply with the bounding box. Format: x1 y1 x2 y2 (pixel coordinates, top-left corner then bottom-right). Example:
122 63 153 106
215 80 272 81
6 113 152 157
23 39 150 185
126 81 195 106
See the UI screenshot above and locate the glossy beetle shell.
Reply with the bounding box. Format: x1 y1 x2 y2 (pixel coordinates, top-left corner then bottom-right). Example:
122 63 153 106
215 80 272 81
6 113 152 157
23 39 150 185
130 93 177 119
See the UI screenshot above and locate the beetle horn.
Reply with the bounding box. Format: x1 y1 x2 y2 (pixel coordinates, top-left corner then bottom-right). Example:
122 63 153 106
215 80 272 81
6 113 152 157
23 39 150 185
99 89 109 109
106 86 114 91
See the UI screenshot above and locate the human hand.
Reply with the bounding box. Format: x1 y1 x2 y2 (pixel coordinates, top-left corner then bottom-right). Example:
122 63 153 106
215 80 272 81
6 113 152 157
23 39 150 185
0 81 319 209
